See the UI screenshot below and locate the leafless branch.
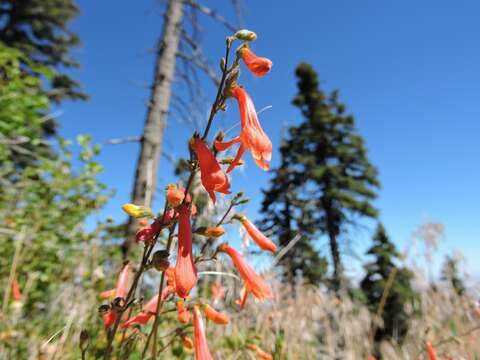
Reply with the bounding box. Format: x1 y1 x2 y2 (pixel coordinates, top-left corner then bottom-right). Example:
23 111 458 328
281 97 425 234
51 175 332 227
184 0 237 32
231 0 244 28
104 136 142 145
176 51 220 86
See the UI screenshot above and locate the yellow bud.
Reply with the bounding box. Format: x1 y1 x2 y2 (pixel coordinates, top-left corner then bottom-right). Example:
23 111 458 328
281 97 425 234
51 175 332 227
121 203 152 218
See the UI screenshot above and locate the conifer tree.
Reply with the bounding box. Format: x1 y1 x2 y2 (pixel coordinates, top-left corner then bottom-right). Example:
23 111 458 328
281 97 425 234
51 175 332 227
0 0 85 102
262 63 380 291
360 224 417 347
261 140 328 285
441 255 465 296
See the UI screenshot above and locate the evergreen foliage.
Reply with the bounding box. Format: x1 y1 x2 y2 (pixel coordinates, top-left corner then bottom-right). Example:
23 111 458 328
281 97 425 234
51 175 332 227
441 255 466 296
0 0 86 102
360 224 417 346
261 63 380 290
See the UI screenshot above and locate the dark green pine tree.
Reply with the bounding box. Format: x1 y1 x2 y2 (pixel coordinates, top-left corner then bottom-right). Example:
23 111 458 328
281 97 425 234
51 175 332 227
441 255 466 296
262 63 380 291
261 137 328 285
361 224 417 348
0 0 86 103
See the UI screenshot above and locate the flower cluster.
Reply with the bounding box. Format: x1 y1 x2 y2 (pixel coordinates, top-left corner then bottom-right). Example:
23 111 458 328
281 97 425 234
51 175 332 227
98 29 275 359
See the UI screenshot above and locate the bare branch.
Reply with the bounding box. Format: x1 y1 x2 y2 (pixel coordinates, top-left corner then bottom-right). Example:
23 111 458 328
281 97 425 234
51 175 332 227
104 136 142 145
176 51 220 86
184 0 237 32
231 0 244 28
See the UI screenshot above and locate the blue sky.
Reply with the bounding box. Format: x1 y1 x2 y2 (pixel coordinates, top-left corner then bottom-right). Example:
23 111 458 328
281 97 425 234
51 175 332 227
59 1 480 278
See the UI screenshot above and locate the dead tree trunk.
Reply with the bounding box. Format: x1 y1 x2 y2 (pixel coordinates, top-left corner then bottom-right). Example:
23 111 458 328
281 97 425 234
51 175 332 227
123 0 184 257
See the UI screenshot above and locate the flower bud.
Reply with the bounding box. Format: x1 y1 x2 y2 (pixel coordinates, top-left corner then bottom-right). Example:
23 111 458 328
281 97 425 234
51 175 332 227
166 184 185 207
98 304 111 314
152 250 170 271
177 300 190 324
205 226 225 238
122 203 152 218
235 29 257 41
219 157 245 166
181 335 194 350
204 304 229 325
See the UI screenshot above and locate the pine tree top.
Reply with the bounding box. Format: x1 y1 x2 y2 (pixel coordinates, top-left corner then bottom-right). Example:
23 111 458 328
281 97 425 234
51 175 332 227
0 0 86 102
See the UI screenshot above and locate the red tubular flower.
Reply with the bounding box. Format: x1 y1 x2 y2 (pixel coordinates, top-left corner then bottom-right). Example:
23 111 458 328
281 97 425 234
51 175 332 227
193 305 214 360
136 209 176 243
215 86 272 172
101 263 129 329
11 278 22 301
177 300 191 324
239 46 272 77
136 219 161 243
204 304 229 325
121 285 175 328
103 311 117 329
115 262 130 299
175 205 197 298
219 244 272 303
426 341 437 360
192 137 231 204
239 215 277 253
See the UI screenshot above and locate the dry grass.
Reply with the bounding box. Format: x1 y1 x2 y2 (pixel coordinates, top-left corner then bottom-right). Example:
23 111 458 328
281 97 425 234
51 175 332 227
2 222 479 359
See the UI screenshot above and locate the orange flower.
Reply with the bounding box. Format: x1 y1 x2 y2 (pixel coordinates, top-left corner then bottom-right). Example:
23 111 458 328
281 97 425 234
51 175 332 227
367 356 377 360
192 137 231 204
204 304 229 325
177 300 190 324
215 86 272 172
239 46 272 77
255 347 273 360
193 305 214 360
426 341 437 360
239 215 277 253
205 226 225 238
167 184 185 207
219 244 272 303
11 278 22 301
175 205 197 298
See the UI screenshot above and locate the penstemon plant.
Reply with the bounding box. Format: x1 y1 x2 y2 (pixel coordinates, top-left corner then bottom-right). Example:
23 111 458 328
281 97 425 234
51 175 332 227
96 29 276 360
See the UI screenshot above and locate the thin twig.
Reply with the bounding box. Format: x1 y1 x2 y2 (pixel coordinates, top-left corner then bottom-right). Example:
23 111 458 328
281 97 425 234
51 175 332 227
270 234 302 269
185 0 237 32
